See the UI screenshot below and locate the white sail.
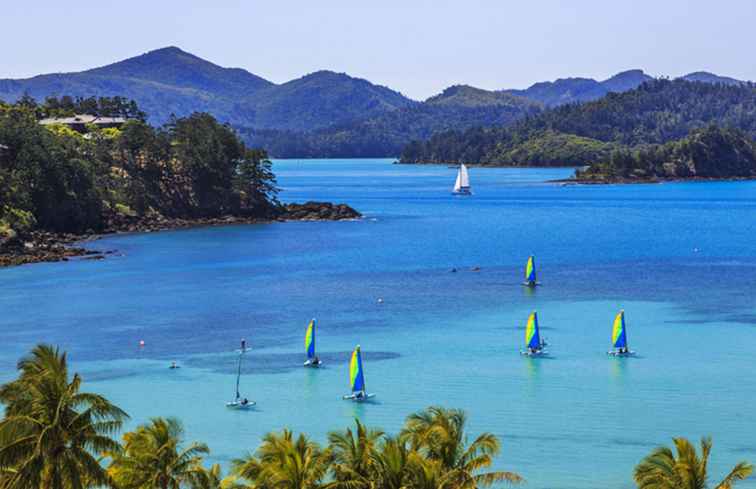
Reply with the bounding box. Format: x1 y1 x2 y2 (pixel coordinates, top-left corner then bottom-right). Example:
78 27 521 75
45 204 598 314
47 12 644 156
453 169 463 192
459 164 470 189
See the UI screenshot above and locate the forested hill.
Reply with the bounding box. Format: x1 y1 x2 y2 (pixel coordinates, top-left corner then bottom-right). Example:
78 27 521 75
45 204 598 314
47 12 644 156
400 79 756 167
575 126 756 182
241 86 542 158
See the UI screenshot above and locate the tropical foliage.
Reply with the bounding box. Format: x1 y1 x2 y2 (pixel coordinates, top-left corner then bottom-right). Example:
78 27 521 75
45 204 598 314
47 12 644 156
634 437 752 489
107 417 210 489
0 344 128 489
0 98 278 236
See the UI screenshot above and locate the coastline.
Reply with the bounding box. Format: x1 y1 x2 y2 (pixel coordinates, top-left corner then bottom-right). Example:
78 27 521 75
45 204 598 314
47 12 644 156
553 175 756 185
0 202 361 268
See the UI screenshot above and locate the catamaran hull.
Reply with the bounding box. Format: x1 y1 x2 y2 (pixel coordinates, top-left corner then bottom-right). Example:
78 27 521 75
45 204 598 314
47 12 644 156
607 350 636 357
303 360 322 367
520 350 548 357
452 189 472 195
343 393 376 402
226 401 256 409
522 281 540 287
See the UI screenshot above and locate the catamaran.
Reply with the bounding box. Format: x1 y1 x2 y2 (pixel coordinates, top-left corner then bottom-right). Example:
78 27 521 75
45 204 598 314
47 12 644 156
523 256 540 287
226 339 255 409
303 319 322 367
452 164 472 195
343 345 375 401
520 311 548 356
607 310 635 356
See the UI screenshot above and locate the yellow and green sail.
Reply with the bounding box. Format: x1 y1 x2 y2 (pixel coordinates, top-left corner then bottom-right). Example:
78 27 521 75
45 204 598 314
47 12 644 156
525 256 537 284
525 311 541 349
305 319 316 359
611 310 628 349
349 345 365 393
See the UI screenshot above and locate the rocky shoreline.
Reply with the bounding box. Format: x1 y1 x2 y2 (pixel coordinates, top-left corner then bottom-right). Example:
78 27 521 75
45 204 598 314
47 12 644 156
0 201 361 268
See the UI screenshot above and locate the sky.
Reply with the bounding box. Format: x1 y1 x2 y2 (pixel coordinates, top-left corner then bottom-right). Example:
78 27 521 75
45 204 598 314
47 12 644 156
2 0 755 100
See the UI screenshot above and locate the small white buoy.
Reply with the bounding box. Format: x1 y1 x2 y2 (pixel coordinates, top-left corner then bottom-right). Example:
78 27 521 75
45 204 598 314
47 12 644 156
377 298 384 304
138 340 145 347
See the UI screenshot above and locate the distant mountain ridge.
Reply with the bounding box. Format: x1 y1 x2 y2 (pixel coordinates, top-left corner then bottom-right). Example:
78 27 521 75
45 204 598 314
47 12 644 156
0 47 414 130
0 47 750 157
503 70 654 107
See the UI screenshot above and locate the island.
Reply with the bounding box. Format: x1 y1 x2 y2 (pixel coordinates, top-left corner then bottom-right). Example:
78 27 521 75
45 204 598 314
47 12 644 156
0 97 359 267
572 126 756 183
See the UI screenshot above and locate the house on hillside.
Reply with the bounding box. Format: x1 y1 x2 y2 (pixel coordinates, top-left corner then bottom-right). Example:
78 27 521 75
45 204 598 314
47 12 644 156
39 114 127 133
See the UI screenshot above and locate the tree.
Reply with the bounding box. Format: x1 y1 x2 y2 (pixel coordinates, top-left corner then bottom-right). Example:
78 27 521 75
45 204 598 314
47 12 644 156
369 436 413 489
233 430 330 489
400 406 522 488
327 419 385 489
233 148 279 214
107 417 209 489
634 437 753 489
192 464 247 489
0 344 128 489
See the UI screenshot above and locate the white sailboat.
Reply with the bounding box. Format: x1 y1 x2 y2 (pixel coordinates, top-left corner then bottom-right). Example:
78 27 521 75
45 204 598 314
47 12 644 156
452 164 472 195
226 339 255 409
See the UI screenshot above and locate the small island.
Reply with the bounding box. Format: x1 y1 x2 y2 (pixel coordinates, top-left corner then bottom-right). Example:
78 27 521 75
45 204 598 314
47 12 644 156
0 96 359 267
573 126 756 183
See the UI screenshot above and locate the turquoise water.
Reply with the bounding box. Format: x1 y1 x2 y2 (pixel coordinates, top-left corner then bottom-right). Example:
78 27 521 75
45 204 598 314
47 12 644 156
2 159 756 488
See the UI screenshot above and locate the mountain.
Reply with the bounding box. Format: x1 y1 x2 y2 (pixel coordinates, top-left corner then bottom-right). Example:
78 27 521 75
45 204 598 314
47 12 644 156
241 86 541 158
425 84 538 108
400 79 756 166
0 47 413 129
85 46 273 95
679 71 745 86
243 70 414 131
505 70 654 107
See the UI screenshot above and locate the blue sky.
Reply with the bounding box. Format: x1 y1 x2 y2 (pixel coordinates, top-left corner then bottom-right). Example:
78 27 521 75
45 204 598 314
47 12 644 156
3 0 754 100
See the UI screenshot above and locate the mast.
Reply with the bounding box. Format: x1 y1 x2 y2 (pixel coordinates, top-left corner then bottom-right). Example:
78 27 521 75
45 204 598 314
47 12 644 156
235 352 242 400
235 338 246 400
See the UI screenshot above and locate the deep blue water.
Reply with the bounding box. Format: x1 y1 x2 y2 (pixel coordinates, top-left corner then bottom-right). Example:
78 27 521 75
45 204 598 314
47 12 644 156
2 159 756 488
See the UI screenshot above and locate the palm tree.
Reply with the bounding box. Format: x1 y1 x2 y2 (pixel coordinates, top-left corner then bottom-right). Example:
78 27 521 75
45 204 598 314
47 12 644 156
400 406 522 488
406 454 460 489
327 419 385 489
0 344 128 489
192 464 247 489
107 417 209 489
233 429 329 489
369 436 413 489
634 437 753 489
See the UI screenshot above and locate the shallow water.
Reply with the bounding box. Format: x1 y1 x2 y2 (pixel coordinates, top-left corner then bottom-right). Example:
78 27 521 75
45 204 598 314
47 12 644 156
2 159 756 488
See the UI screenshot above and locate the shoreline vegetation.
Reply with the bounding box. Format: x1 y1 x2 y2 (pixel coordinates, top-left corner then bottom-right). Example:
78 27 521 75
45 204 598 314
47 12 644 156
1 344 753 489
0 96 360 268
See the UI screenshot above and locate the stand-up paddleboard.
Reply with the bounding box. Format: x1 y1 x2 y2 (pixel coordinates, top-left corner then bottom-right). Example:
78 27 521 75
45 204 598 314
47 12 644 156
452 164 472 195
342 345 375 401
523 256 540 287
303 319 322 367
227 339 255 409
607 310 636 356
520 311 548 356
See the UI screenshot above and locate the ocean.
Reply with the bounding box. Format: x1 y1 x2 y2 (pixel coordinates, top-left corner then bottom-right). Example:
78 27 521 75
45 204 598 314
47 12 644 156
1 158 755 488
